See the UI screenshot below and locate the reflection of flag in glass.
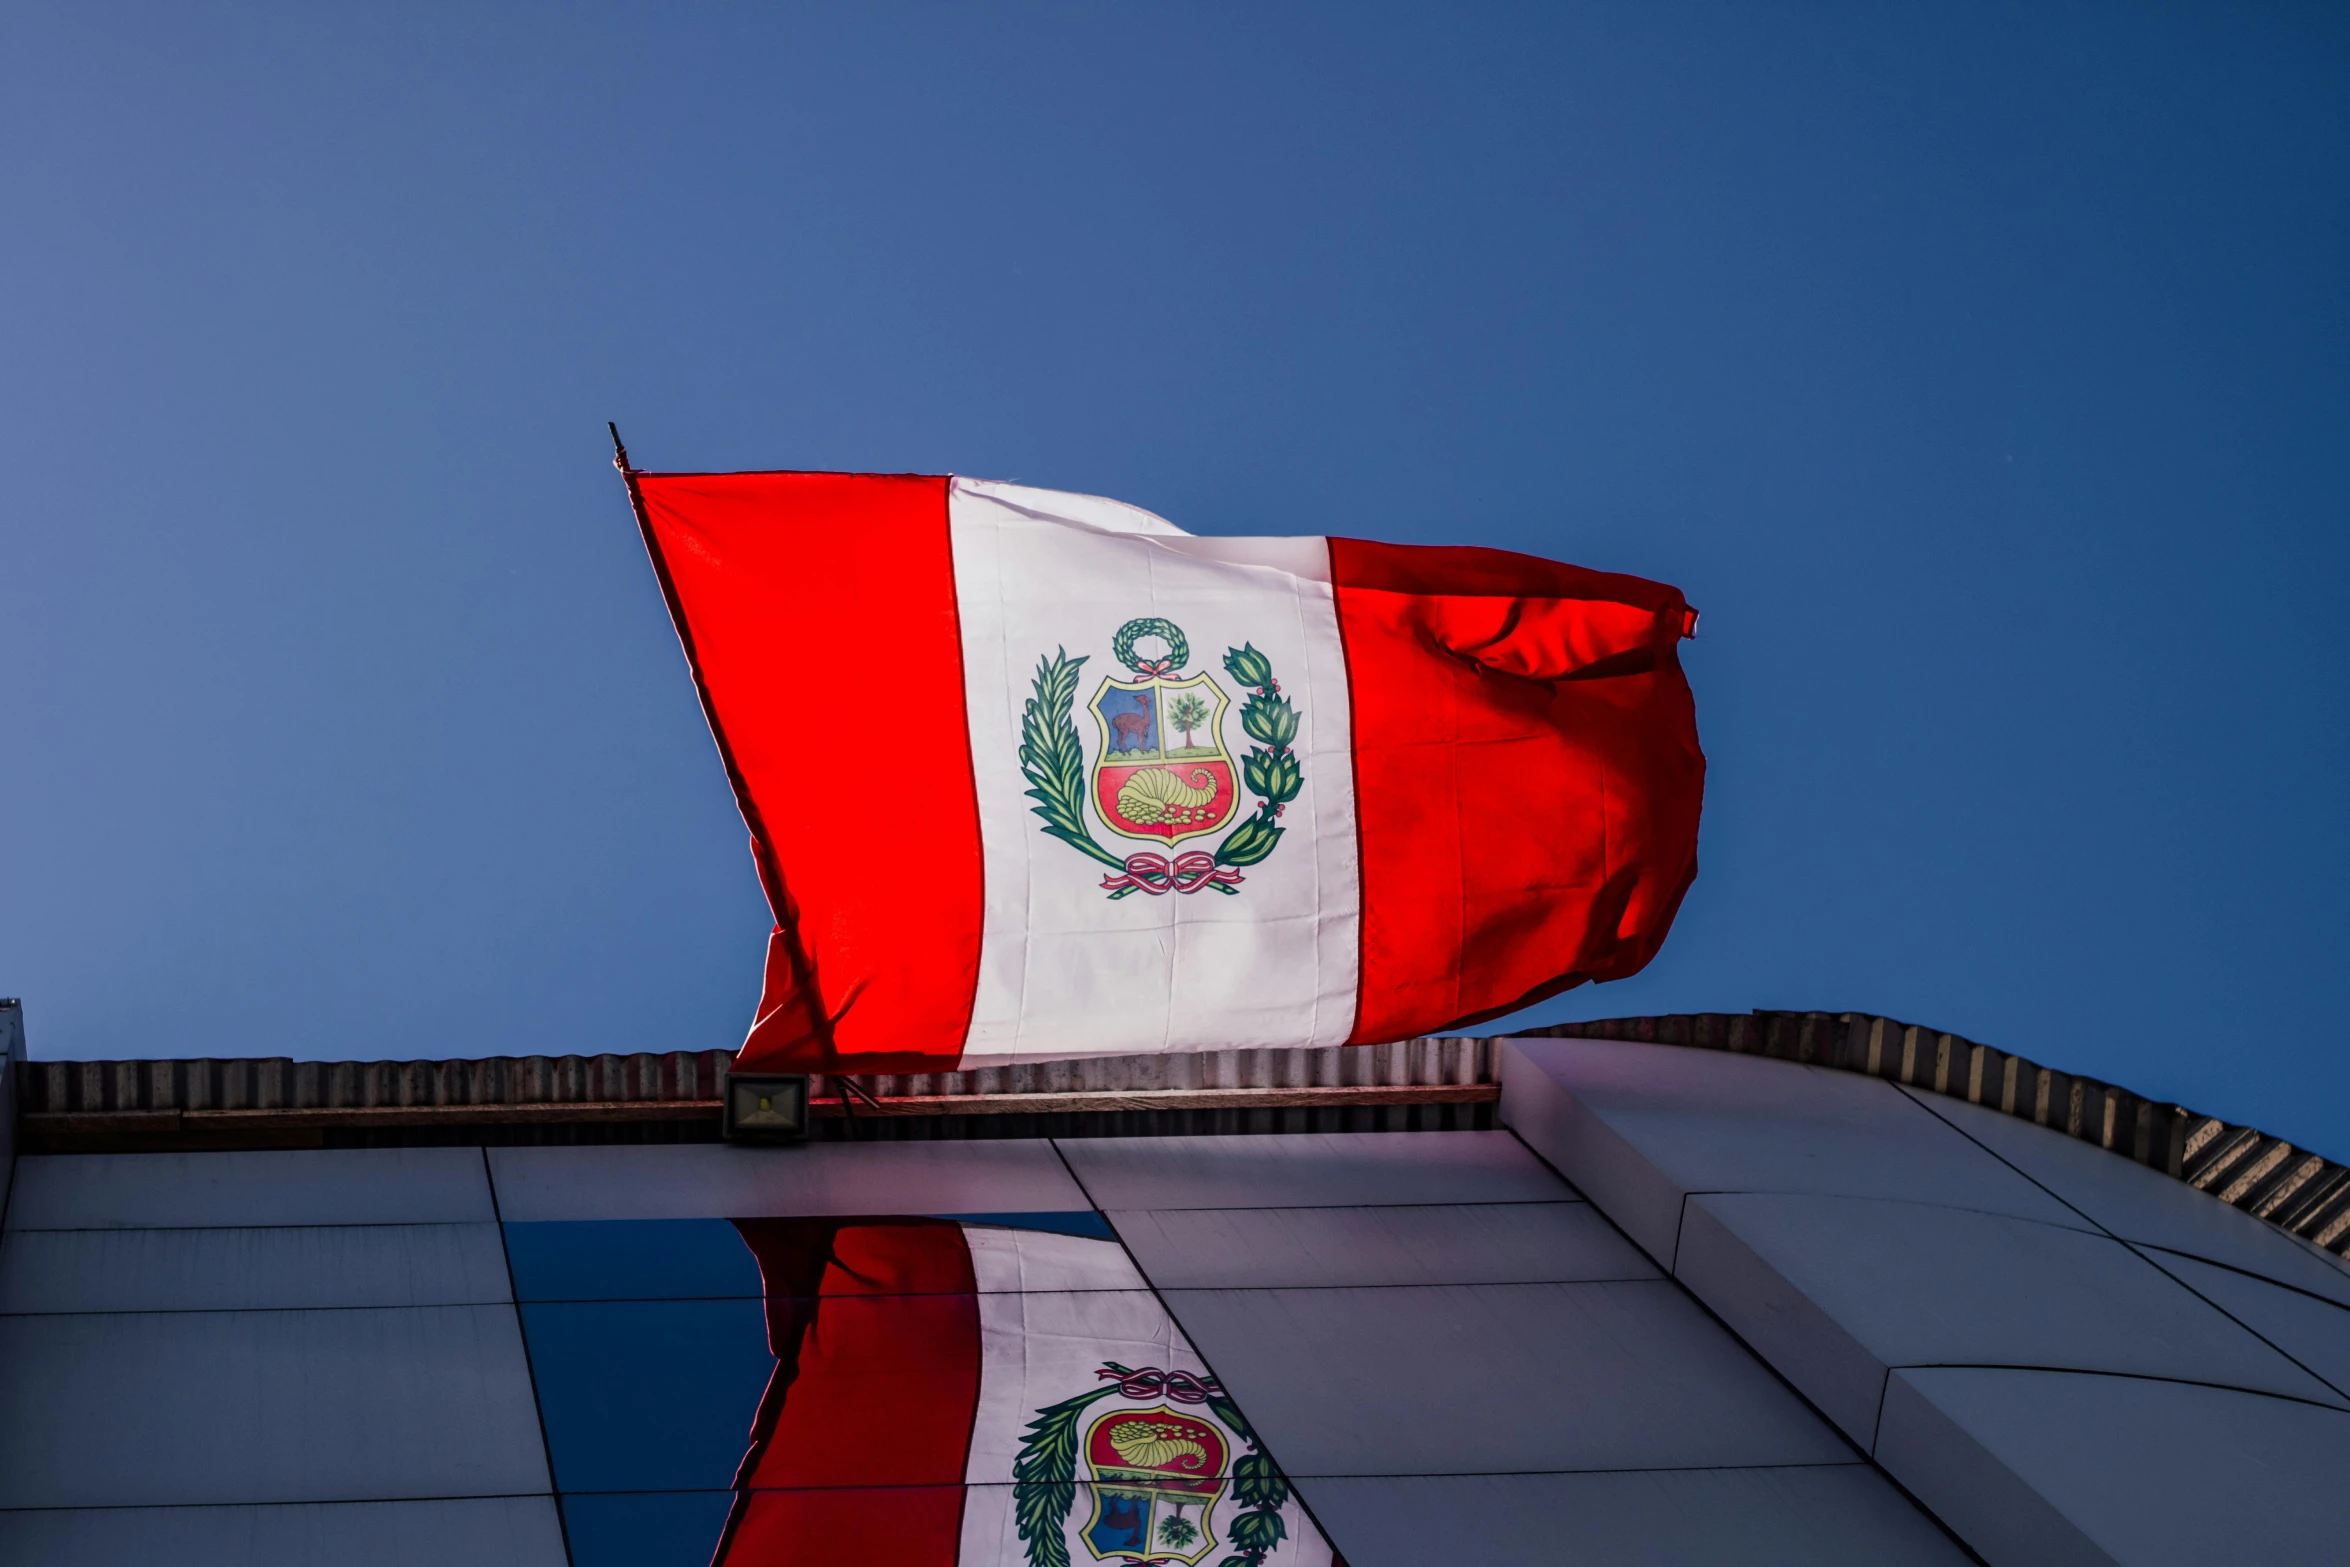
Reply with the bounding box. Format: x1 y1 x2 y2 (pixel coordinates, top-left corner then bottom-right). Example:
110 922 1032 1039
710 1218 1337 1567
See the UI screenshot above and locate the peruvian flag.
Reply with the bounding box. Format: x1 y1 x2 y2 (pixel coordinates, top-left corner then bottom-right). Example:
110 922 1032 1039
712 1217 1338 1567
626 472 1702 1072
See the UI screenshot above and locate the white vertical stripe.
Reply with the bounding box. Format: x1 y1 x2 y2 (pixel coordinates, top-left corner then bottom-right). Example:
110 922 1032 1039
949 478 1361 1062
956 1226 1336 1567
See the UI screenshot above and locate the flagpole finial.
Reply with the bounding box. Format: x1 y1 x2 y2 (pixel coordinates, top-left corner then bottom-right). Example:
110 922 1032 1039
608 422 632 475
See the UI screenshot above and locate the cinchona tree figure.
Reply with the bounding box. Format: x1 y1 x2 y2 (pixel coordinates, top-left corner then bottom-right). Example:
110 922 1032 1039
1169 691 1208 749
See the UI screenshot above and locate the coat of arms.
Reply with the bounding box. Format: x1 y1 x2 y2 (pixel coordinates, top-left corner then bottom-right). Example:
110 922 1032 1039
1078 1406 1229 1563
1013 1365 1298 1567
1019 619 1303 898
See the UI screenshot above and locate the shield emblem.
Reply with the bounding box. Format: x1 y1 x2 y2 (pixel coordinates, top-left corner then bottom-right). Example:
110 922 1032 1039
1087 672 1238 845
1079 1405 1230 1564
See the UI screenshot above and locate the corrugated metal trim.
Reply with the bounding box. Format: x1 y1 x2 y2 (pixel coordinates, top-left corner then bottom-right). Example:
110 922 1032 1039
818 1036 1498 1100
21 1052 736 1114
17 1038 1499 1150
809 1085 1495 1116
21 1038 1494 1113
1528 1011 2350 1264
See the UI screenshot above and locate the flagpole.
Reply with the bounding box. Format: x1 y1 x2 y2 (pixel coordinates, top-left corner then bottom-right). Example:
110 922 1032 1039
607 421 815 1141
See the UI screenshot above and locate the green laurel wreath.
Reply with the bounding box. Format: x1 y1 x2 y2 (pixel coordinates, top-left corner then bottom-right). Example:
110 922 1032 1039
1112 616 1189 674
1010 1364 1295 1567
1017 641 1303 898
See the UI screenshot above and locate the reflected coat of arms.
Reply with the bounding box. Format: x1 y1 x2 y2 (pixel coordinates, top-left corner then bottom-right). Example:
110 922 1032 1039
1079 1405 1229 1563
1018 618 1304 898
1013 1364 1298 1567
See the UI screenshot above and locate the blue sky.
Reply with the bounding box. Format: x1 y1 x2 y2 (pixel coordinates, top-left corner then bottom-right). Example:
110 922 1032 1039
4 4 2347 1148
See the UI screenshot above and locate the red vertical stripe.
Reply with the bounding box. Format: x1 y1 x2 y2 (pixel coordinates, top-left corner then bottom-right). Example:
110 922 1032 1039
714 1219 982 1567
631 473 980 1072
1330 539 1704 1043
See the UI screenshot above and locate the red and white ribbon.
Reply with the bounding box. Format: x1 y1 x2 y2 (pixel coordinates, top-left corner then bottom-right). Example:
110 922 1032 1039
1100 850 1244 896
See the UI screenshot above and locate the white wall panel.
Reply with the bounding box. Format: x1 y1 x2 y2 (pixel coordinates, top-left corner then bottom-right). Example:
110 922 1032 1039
1109 1201 1656 1288
2136 1246 2350 1400
1910 1090 2350 1310
0 1223 512 1313
1061 1130 1561 1211
1879 1368 2350 1567
0 1497 567 1567
1502 1037 2350 1565
1501 1038 2087 1267
0 1305 549 1507
488 1140 1087 1222
1302 1468 1972 1567
6 1148 493 1231
1677 1193 2345 1445
1161 1280 1854 1476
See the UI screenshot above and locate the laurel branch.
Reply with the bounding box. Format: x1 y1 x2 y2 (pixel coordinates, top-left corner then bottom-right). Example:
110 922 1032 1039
1019 649 1126 871
1212 643 1301 873
1020 639 1303 897
1206 1389 1293 1567
1012 1377 1123 1567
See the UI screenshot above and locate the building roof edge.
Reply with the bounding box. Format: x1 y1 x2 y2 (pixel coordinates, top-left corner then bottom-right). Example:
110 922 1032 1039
1530 1010 2350 1266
